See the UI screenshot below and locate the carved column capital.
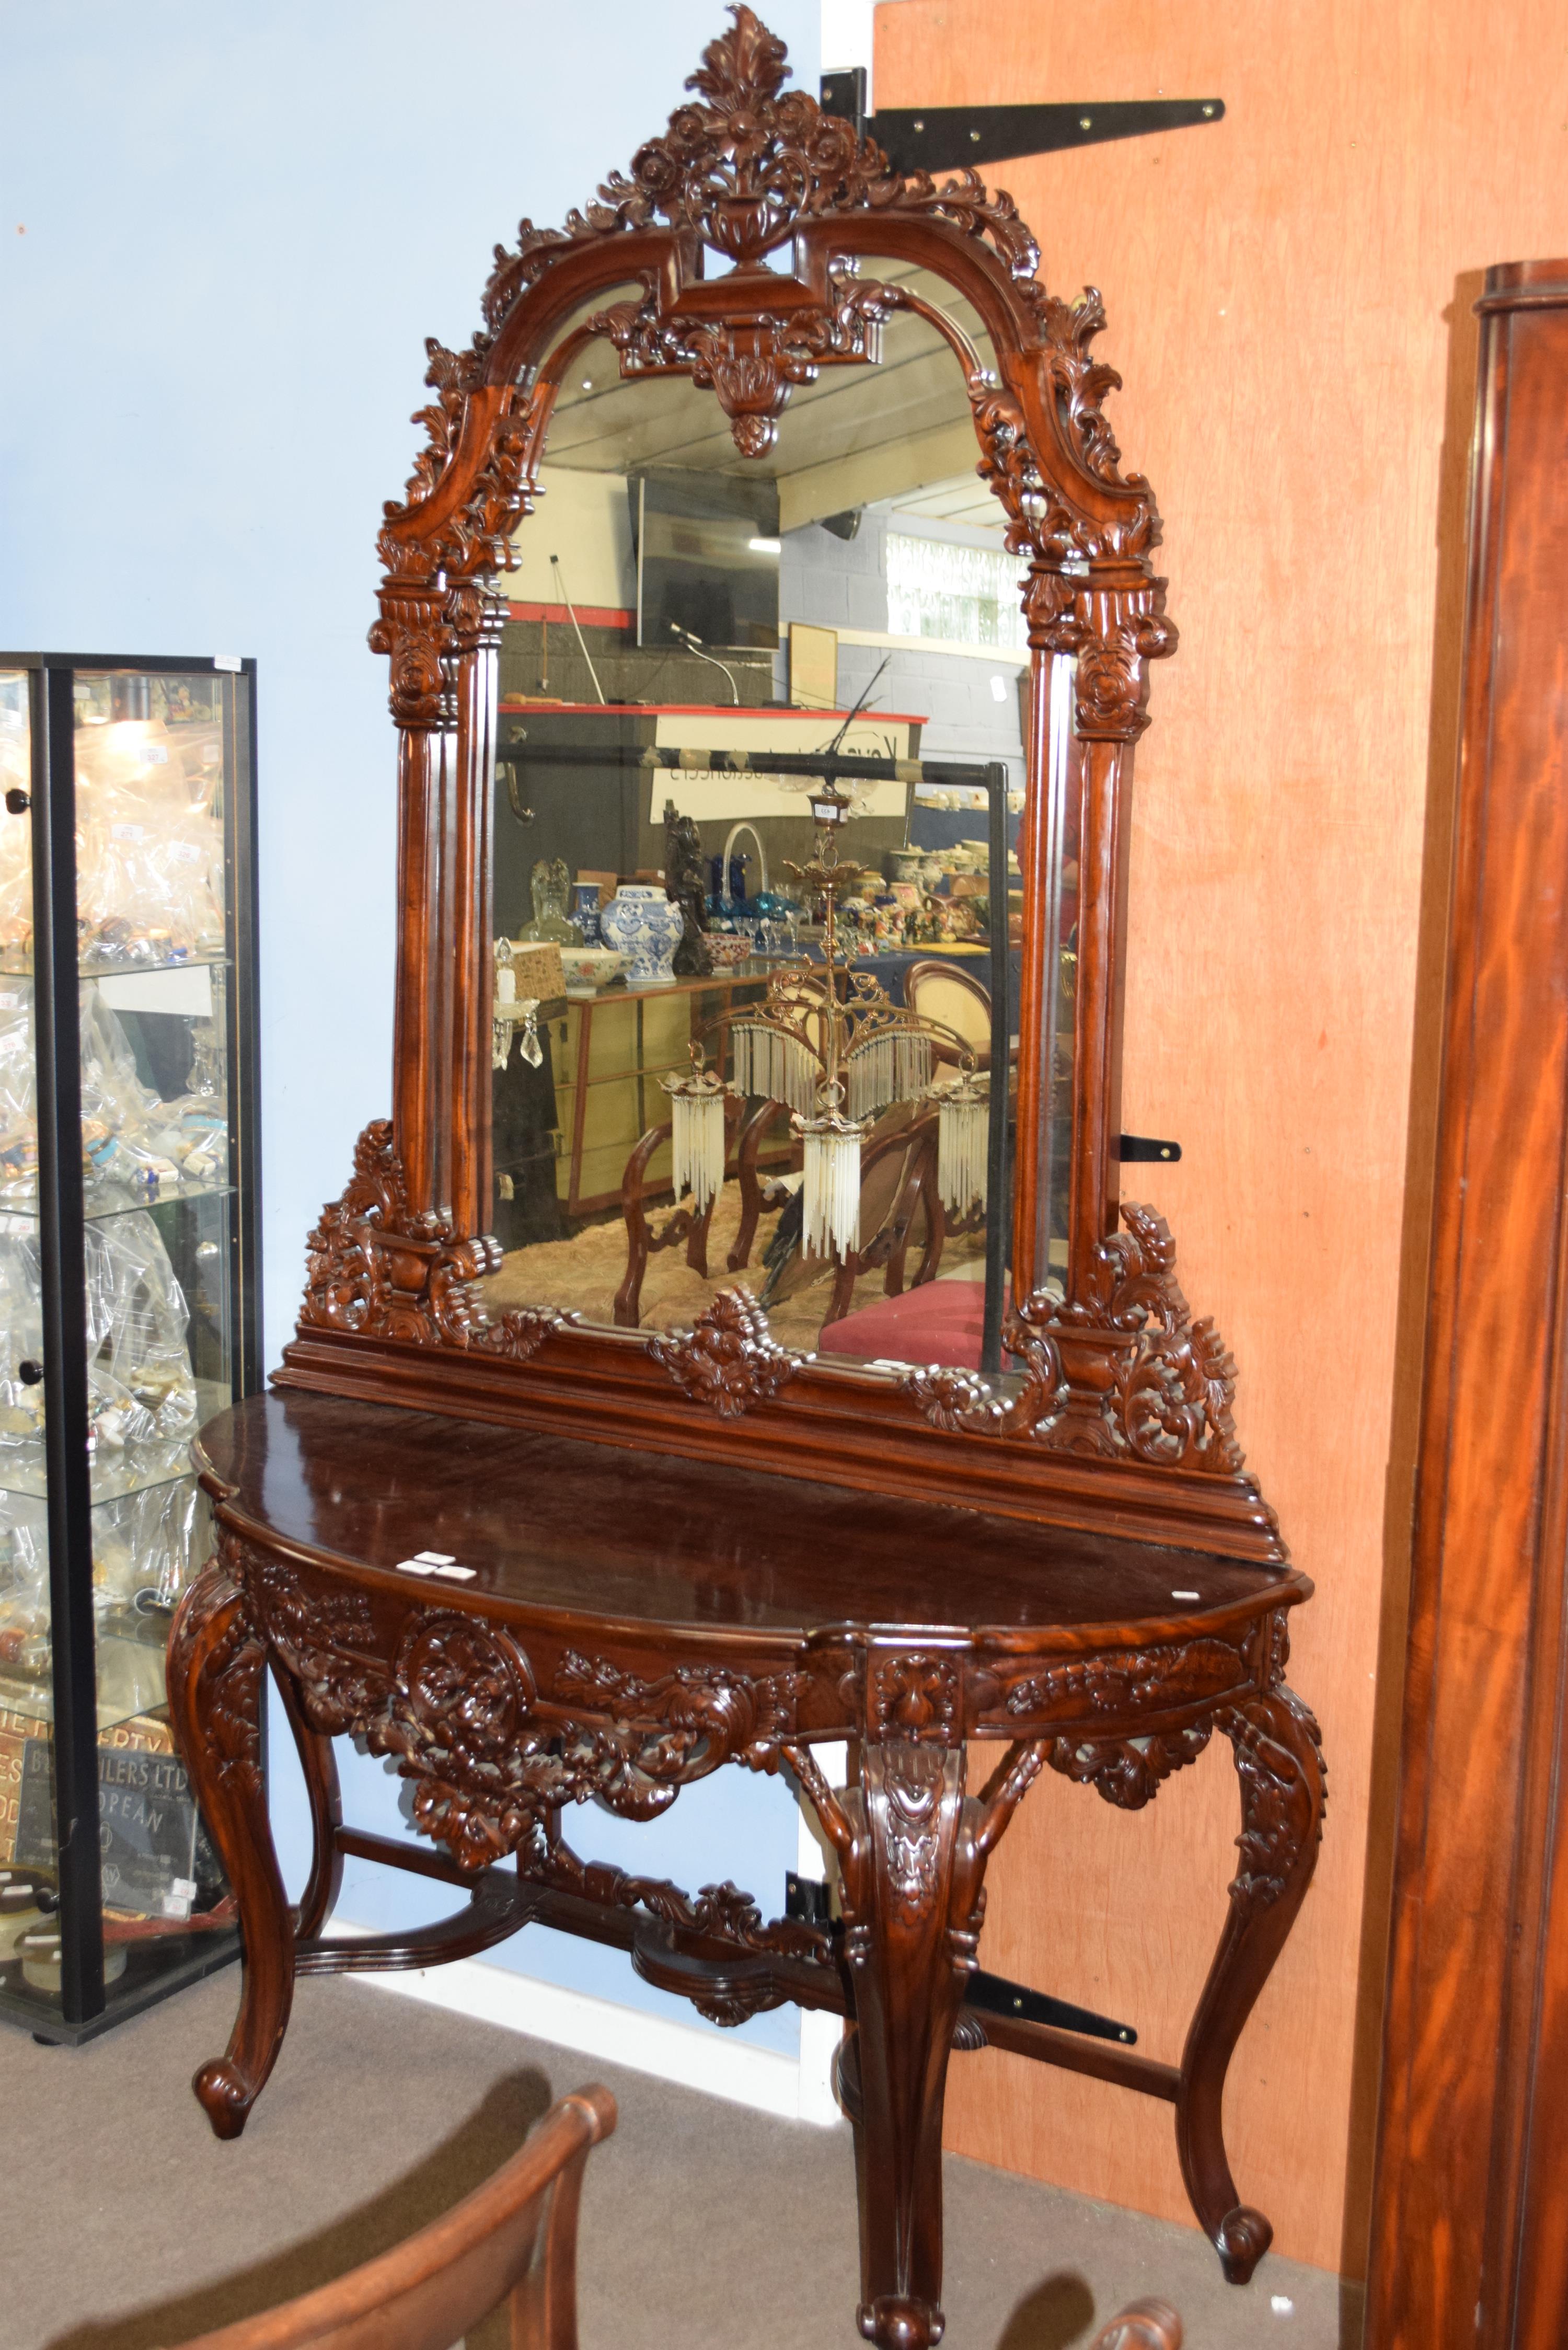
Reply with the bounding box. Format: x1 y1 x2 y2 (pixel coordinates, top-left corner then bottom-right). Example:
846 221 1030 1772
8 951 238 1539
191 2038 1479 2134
368 579 452 729
444 578 508 656
1023 562 1177 741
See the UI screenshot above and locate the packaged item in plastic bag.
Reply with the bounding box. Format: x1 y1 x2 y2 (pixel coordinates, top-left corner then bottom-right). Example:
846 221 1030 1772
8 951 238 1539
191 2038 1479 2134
0 981 227 1209
75 714 225 967
0 1209 197 1492
0 1491 50 1683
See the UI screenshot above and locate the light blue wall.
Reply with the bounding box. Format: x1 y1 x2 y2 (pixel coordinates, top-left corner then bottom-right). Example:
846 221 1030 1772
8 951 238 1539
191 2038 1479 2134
0 0 817 2052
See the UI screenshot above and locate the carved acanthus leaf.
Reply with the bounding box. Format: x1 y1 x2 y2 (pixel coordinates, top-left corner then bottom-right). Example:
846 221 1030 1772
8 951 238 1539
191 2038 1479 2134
1220 1687 1327 1914
238 1545 391 1736
649 1286 806 1416
474 1305 582 1362
998 1202 1245 1473
170 1563 266 1801
298 1120 500 1351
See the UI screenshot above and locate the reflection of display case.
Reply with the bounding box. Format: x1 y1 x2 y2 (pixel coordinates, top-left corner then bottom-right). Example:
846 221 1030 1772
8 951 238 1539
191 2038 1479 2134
0 655 259 2041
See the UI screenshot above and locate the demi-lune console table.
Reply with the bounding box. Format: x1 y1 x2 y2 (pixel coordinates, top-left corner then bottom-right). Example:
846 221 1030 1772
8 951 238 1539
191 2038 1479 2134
172 1389 1323 2350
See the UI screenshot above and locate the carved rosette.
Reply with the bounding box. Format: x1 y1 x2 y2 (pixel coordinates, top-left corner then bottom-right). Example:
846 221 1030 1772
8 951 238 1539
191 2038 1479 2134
648 1286 806 1416
868 1649 962 1744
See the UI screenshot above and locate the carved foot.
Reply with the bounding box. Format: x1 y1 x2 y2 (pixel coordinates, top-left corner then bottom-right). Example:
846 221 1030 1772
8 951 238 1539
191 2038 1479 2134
193 2057 260 2141
1216 2204 1273 2285
859 2293 944 2348
1176 1674 1325 2278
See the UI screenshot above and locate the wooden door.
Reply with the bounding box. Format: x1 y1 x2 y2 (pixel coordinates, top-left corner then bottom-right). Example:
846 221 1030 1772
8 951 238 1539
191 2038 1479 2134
1365 259 1568 2350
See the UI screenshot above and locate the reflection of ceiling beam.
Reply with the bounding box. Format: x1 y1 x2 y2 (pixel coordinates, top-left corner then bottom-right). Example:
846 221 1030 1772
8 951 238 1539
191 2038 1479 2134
542 259 996 506
779 419 981 533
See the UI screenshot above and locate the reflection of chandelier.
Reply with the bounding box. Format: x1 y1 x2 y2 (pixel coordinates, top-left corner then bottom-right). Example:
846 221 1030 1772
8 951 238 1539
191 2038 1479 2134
664 785 988 1259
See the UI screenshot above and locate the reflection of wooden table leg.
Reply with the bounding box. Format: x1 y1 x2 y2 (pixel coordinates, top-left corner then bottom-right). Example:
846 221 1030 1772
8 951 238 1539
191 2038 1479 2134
1176 1683 1327 2280
567 999 593 1220
166 1558 295 2141
792 1706 1045 2350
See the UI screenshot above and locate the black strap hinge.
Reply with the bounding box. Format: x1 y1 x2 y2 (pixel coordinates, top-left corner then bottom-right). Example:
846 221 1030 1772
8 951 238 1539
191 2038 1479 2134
821 72 1224 175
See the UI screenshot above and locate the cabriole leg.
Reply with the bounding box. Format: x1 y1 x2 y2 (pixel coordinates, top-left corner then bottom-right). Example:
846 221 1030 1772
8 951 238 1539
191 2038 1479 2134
167 1557 295 2140
270 1658 344 1942
1177 1684 1327 2282
790 1730 1044 2350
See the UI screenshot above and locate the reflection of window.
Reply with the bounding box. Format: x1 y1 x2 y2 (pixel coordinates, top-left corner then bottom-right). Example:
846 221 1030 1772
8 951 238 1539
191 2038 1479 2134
886 534 1029 651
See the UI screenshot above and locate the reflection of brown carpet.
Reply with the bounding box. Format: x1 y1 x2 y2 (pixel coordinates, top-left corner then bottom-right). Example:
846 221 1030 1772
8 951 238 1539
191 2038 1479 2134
482 1183 834 1349
481 1183 985 1351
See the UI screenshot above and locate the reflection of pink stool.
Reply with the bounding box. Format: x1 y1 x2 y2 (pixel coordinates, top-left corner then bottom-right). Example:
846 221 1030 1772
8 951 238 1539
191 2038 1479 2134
818 1280 986 1368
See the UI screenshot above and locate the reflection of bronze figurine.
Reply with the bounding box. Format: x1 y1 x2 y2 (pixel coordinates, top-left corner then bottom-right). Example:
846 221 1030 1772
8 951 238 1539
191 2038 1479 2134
663 800 712 978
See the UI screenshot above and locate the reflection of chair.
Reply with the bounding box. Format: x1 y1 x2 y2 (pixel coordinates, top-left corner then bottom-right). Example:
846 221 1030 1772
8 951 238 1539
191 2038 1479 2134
903 958 996 1070
176 2085 616 2350
615 1094 800 1328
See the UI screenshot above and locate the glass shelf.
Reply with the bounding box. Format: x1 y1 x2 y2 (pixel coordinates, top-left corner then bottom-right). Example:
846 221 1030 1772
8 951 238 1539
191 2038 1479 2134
0 1180 236 1224
0 953 234 981
0 1385 227 1503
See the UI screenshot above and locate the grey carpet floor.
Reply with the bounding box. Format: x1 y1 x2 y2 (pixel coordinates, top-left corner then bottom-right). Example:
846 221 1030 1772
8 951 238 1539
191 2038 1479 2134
3 1971 1348 2350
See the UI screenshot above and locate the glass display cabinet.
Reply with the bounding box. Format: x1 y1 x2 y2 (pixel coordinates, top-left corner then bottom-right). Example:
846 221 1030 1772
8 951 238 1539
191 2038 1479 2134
0 654 259 2041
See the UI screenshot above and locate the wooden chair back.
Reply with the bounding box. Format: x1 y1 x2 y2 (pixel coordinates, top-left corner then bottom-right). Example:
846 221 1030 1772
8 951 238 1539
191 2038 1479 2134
903 958 994 1068
173 2086 616 2350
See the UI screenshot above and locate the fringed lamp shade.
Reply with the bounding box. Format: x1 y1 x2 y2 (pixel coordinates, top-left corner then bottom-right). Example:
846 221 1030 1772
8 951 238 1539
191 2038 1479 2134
935 1071 989 1217
662 1064 728 1212
729 1020 818 1115
845 1028 933 1120
799 1110 868 1260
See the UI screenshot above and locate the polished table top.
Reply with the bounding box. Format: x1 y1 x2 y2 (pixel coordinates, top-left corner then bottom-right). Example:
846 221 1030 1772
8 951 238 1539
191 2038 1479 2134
197 1391 1302 1650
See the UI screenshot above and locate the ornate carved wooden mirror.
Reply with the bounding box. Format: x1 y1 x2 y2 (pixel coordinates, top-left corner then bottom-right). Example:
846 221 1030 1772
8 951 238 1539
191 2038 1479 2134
281 5 1281 1564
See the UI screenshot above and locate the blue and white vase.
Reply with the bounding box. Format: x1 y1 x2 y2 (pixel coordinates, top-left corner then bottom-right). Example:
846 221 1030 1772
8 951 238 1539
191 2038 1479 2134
599 885 683 988
571 882 603 944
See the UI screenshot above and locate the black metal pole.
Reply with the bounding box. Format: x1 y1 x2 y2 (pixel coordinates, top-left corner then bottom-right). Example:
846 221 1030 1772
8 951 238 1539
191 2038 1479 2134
980 763 1012 1377
223 665 263 1397
32 663 103 2027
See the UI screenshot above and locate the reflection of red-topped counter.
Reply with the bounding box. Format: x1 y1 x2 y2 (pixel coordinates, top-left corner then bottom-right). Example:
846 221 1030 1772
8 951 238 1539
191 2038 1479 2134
174 1384 1322 2316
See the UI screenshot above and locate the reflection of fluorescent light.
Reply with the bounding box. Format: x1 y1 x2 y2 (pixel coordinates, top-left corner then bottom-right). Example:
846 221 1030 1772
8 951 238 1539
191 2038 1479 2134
747 536 782 554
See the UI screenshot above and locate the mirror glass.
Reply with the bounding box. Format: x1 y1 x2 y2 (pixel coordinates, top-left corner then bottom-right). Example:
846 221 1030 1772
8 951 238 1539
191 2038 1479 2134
480 259 1063 1372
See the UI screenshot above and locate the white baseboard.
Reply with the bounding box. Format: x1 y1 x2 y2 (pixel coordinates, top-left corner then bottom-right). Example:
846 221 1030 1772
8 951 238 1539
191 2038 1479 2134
354 1952 844 2126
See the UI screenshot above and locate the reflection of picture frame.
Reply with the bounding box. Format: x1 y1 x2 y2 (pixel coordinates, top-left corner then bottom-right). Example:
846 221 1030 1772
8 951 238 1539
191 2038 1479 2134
788 621 838 711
